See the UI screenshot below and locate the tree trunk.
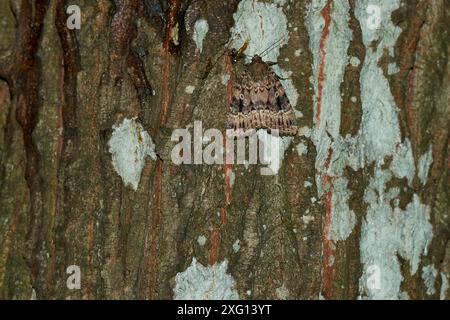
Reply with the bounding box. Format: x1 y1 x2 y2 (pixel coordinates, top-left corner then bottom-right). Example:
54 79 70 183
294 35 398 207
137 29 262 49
0 0 448 300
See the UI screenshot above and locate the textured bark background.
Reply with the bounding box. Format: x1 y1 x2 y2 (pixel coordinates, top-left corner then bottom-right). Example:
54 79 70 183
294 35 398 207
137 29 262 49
0 0 448 300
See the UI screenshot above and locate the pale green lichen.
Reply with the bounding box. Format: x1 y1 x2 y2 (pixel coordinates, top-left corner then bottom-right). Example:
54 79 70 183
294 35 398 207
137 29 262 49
360 169 433 299
418 145 433 185
422 264 438 295
108 118 156 190
174 258 239 300
193 19 209 53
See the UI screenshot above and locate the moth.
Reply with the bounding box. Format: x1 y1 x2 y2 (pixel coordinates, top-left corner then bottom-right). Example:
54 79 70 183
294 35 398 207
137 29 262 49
226 42 298 137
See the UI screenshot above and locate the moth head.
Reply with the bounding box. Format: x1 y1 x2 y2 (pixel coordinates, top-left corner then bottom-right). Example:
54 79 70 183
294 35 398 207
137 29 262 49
251 55 263 64
228 39 250 64
229 48 239 64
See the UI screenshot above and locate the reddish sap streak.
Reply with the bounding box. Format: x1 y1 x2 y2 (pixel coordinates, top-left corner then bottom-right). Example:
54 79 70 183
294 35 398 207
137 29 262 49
321 145 336 299
148 159 163 298
208 53 235 265
315 1 333 124
224 54 234 207
406 65 418 142
322 179 335 299
148 0 180 297
159 0 181 125
312 0 336 299
208 228 220 265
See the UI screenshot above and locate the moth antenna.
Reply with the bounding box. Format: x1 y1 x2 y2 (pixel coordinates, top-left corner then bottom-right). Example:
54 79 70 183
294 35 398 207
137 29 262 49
260 43 283 60
259 36 285 58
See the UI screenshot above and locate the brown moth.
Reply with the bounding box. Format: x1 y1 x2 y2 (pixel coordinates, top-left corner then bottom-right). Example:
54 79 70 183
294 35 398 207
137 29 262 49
226 50 298 136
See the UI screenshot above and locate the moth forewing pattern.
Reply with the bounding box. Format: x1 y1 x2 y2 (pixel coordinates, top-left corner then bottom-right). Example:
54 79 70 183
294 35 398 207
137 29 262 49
226 54 298 137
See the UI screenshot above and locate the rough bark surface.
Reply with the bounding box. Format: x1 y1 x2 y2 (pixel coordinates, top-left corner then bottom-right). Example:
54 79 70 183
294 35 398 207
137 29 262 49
0 0 448 300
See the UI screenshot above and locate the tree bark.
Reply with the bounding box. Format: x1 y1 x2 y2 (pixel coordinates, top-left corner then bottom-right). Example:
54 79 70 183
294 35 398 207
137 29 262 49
0 0 448 300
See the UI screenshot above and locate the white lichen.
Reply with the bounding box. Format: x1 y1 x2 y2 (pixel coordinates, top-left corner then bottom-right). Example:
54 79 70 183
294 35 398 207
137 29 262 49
396 194 433 275
197 235 207 246
171 23 180 46
221 74 231 85
192 19 209 53
388 63 400 75
390 139 415 186
350 56 361 67
359 170 403 300
360 170 433 299
30 288 37 300
108 118 156 191
356 0 403 164
418 145 433 185
229 170 236 188
185 85 196 94
230 0 288 63
422 264 438 296
275 285 290 300
329 177 356 241
302 214 314 225
440 273 449 300
174 258 239 300
298 126 312 138
296 142 308 156
232 239 241 253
